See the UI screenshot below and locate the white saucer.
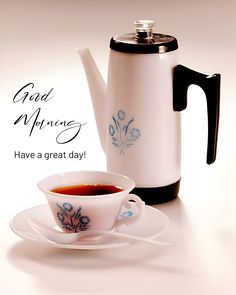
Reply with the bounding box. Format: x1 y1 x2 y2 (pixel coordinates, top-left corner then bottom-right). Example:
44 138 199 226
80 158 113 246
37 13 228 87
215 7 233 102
10 203 169 250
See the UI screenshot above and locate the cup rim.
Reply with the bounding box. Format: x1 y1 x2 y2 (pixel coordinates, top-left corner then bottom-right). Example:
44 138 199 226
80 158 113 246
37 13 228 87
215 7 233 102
37 170 135 198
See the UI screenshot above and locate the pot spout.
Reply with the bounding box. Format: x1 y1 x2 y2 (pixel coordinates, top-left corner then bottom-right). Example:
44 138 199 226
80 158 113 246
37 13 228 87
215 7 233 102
77 48 107 152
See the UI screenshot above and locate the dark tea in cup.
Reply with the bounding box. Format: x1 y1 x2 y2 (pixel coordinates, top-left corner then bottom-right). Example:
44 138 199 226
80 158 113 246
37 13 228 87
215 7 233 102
51 184 123 196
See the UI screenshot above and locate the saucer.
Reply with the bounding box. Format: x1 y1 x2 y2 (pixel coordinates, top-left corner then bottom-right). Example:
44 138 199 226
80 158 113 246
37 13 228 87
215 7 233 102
10 203 169 250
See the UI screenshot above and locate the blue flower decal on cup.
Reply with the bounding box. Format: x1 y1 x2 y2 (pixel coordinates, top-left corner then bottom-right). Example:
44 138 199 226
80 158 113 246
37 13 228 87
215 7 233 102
56 202 90 232
62 202 73 212
109 110 141 154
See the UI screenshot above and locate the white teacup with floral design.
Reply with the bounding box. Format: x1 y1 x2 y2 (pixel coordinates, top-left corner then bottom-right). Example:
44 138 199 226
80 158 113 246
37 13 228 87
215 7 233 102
37 171 144 233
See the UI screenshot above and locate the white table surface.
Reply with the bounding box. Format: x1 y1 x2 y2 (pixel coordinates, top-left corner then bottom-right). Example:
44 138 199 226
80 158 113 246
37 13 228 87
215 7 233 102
1 0 236 294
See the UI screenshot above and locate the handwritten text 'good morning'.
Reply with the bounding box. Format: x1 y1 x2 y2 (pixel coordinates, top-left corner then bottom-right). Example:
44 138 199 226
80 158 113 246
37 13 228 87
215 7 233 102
13 83 87 144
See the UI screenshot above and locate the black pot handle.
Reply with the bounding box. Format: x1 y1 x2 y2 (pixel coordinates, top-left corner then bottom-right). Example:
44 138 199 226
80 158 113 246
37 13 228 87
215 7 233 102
173 65 221 164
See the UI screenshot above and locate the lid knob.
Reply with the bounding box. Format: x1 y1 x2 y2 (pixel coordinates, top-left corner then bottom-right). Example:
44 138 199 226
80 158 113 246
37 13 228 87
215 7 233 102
134 20 155 42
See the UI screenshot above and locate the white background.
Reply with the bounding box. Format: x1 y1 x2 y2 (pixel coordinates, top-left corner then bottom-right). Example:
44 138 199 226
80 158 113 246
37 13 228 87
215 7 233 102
1 0 236 294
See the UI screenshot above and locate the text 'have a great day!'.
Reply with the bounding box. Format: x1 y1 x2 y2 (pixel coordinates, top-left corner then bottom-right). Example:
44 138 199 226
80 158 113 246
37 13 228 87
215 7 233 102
14 151 86 160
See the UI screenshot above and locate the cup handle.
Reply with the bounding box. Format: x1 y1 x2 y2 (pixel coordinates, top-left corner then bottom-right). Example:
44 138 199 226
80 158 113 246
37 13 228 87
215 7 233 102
114 194 145 228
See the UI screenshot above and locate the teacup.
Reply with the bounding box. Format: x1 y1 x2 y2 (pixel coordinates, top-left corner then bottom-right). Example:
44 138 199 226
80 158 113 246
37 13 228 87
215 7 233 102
37 171 144 233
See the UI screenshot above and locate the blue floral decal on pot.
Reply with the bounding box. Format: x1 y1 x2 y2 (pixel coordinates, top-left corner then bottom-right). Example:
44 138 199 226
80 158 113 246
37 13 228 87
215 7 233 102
109 110 140 154
56 202 90 232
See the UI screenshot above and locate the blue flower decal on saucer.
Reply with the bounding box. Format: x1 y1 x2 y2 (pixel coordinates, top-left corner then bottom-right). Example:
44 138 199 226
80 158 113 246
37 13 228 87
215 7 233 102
109 110 141 154
120 210 134 218
56 202 90 232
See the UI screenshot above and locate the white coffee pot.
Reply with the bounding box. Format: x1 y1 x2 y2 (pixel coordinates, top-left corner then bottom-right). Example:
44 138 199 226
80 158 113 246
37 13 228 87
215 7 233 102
78 20 220 204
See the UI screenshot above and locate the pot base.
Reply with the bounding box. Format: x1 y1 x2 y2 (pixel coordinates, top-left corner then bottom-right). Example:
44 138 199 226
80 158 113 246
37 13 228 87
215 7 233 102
131 179 180 205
